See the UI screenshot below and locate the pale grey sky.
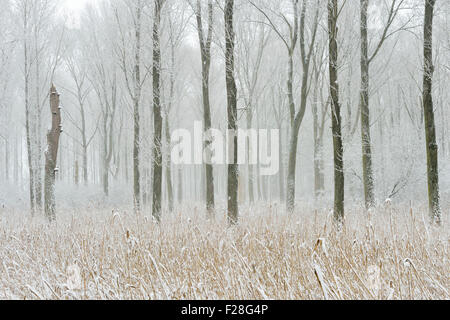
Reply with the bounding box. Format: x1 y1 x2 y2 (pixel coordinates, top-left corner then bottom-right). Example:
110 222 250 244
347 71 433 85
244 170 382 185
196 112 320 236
63 0 93 13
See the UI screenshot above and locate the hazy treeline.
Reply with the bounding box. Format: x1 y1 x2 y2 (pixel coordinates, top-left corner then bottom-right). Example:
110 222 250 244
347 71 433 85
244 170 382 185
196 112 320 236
0 0 448 223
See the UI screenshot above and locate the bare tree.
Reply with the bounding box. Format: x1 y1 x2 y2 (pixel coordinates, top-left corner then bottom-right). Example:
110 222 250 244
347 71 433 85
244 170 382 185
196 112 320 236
286 0 319 213
236 4 270 204
63 54 98 186
194 0 215 216
312 40 330 199
152 0 165 222
132 0 143 212
422 0 441 224
225 0 238 225
359 0 407 209
328 0 344 223
20 0 36 215
250 0 319 212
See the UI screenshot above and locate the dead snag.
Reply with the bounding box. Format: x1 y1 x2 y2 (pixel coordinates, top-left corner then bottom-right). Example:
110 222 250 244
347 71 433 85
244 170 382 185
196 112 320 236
44 84 62 222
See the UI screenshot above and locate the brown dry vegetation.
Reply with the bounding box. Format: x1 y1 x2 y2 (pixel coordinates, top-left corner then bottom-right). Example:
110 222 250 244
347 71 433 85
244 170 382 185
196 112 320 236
0 204 448 300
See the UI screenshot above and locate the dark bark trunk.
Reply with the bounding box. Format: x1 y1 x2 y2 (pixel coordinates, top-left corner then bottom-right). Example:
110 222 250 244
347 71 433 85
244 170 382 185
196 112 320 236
225 0 238 225
328 0 344 223
152 0 164 222
360 0 375 209
423 0 441 224
286 0 318 213
286 73 309 213
196 0 215 216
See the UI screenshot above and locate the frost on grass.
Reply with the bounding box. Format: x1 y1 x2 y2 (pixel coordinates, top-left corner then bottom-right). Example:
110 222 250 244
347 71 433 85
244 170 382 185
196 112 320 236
0 204 448 300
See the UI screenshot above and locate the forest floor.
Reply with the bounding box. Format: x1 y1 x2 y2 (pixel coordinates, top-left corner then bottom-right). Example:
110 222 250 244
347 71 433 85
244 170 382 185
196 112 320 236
0 204 448 300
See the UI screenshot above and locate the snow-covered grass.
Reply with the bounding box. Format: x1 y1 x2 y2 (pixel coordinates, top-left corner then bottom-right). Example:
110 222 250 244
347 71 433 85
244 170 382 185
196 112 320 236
0 203 448 300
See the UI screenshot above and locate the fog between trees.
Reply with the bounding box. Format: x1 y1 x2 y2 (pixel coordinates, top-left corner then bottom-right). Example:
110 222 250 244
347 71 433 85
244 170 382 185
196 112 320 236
0 0 448 224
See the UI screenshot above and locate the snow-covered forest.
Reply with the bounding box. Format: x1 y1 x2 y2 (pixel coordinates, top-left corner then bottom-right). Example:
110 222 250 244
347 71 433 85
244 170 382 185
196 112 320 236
0 0 448 300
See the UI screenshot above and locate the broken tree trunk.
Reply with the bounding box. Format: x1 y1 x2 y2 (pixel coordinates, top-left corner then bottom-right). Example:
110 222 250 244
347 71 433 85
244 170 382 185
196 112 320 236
44 85 62 222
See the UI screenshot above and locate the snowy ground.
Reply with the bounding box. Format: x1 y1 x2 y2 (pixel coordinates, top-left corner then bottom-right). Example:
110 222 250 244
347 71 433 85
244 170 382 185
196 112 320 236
0 203 448 300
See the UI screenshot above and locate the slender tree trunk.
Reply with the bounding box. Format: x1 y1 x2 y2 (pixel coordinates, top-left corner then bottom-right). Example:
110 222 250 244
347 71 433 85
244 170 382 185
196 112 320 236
152 0 164 222
82 144 88 185
14 134 18 184
102 112 109 196
278 122 285 201
196 0 215 215
23 15 36 216
80 105 88 185
287 72 311 212
225 0 238 225
247 112 254 204
286 0 318 213
133 1 142 213
4 138 8 182
328 0 344 223
423 0 441 224
287 114 301 212
44 85 62 222
360 0 375 209
286 50 296 212
124 141 129 184
177 167 183 205
164 115 174 213
74 160 79 186
34 36 43 212
312 82 324 198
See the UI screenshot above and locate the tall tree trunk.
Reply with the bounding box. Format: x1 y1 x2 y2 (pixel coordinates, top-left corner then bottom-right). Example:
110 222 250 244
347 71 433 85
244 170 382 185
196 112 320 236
286 51 296 212
102 79 116 197
328 0 344 223
286 0 318 213
74 160 79 186
82 144 88 185
164 115 174 213
196 0 215 216
23 12 35 216
423 0 441 224
360 0 375 209
152 0 164 222
177 167 183 205
278 123 285 201
247 112 255 204
225 0 238 225
312 80 324 198
80 104 88 185
133 0 142 213
3 137 8 182
102 112 109 196
44 85 62 222
14 134 19 184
